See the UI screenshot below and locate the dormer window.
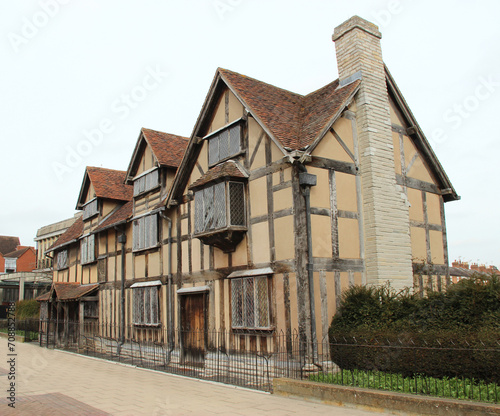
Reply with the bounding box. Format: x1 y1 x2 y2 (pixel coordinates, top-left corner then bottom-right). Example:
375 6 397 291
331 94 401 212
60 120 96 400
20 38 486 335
82 198 99 220
134 168 159 196
207 120 242 167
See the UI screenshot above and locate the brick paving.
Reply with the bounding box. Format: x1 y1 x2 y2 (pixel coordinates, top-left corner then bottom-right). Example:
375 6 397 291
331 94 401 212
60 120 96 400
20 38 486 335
1 341 392 415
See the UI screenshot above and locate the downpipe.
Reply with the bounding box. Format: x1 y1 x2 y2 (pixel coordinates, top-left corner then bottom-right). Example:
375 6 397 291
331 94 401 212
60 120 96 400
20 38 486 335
297 163 321 369
159 211 175 363
116 227 126 356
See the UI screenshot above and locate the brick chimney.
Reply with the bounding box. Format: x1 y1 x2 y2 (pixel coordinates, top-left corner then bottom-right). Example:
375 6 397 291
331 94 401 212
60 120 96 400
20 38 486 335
332 16 413 289
470 263 479 271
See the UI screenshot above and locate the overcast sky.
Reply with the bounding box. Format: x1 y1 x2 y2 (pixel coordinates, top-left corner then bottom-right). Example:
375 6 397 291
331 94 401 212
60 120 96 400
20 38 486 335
1 1 499 267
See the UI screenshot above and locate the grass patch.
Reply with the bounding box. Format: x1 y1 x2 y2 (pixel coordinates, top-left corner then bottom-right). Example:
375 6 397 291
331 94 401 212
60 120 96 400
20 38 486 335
0 327 39 341
310 369 499 403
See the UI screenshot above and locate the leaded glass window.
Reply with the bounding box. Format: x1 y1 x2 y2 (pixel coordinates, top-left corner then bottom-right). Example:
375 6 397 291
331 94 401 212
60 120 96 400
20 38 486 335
231 276 270 330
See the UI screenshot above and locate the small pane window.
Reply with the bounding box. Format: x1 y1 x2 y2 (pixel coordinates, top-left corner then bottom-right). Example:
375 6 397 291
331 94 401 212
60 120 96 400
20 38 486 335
81 235 95 264
83 199 99 220
231 276 270 330
133 214 158 251
134 169 159 196
207 123 241 166
133 286 160 325
56 250 68 270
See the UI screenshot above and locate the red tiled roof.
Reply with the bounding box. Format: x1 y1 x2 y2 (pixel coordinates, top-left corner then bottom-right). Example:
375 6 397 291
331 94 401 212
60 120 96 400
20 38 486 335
86 167 133 202
3 247 33 258
219 68 360 150
94 201 133 233
36 291 50 301
189 161 248 189
53 282 99 301
47 216 83 252
0 236 20 255
142 128 189 169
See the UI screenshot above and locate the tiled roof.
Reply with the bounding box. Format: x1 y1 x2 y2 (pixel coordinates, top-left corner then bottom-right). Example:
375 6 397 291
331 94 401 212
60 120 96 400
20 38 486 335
47 216 84 252
53 282 99 301
0 236 20 255
94 201 133 233
219 68 360 150
4 247 32 258
142 128 189 168
86 167 133 202
35 291 50 301
189 160 248 189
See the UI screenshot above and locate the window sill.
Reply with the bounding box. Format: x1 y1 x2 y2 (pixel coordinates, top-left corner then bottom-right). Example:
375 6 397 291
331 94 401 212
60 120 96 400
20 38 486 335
132 244 160 254
133 323 161 328
231 327 275 335
81 260 97 266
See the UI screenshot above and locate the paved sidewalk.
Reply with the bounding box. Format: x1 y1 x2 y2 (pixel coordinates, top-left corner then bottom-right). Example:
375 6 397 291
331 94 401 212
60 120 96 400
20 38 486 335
1 341 392 416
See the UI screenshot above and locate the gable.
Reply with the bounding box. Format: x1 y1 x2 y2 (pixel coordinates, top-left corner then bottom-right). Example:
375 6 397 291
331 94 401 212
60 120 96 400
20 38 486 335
385 66 458 201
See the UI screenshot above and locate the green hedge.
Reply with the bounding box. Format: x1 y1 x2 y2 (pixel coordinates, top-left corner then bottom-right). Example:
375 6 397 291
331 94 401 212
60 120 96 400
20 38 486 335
15 300 40 319
329 274 500 383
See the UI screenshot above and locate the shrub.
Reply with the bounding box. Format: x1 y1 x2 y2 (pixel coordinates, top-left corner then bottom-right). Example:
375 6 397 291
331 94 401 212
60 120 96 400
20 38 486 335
329 274 500 383
15 300 40 319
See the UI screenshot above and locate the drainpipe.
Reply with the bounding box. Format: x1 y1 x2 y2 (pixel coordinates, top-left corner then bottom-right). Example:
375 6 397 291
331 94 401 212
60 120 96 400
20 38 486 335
298 164 320 366
159 211 174 360
116 227 126 354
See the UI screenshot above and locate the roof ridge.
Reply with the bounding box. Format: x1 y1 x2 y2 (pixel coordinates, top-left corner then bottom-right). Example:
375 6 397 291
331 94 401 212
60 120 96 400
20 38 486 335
219 68 304 99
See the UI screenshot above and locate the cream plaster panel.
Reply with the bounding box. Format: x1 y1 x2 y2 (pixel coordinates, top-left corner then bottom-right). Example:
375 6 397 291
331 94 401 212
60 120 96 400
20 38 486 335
410 226 427 262
198 142 209 174
340 272 349 292
335 172 357 212
102 201 115 218
333 116 354 155
251 221 270 264
272 171 280 186
210 94 225 133
311 215 332 258
392 132 402 175
108 230 116 250
232 235 248 267
407 156 435 184
191 238 201 272
271 139 284 162
313 271 323 340
248 119 266 169
107 258 115 282
326 271 336 320
283 167 292 182
389 99 406 126
274 274 285 335
429 230 445 264
135 255 146 279
213 247 228 269
309 167 330 209
312 130 352 163
249 177 268 217
403 136 418 168
407 188 424 222
148 251 160 277
274 216 295 261
182 241 189 273
228 91 243 123
354 272 362 286
181 217 188 237
273 187 293 213
426 193 442 225
338 218 360 259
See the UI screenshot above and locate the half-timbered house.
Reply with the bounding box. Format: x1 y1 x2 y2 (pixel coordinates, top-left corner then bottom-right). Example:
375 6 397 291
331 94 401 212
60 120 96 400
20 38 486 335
40 16 458 362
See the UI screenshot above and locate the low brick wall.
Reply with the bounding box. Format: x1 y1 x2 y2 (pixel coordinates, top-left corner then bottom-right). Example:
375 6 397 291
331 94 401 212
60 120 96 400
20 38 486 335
273 378 500 416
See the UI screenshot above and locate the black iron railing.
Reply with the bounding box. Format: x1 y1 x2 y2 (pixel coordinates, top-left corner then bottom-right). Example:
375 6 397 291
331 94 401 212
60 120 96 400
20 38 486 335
35 320 499 402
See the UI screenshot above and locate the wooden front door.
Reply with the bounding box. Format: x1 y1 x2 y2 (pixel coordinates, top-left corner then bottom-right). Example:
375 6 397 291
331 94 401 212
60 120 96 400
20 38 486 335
180 293 206 366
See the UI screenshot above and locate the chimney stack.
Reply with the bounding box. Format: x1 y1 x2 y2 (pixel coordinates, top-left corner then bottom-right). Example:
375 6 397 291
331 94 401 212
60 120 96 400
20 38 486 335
333 16 413 289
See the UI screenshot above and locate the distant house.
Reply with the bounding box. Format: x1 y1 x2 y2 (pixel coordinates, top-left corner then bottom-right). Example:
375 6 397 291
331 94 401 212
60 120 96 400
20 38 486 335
34 214 81 272
41 16 459 358
0 236 20 274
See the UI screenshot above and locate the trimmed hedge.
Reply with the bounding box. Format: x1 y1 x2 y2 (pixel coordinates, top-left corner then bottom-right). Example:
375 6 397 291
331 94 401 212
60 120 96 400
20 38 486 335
329 274 500 383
